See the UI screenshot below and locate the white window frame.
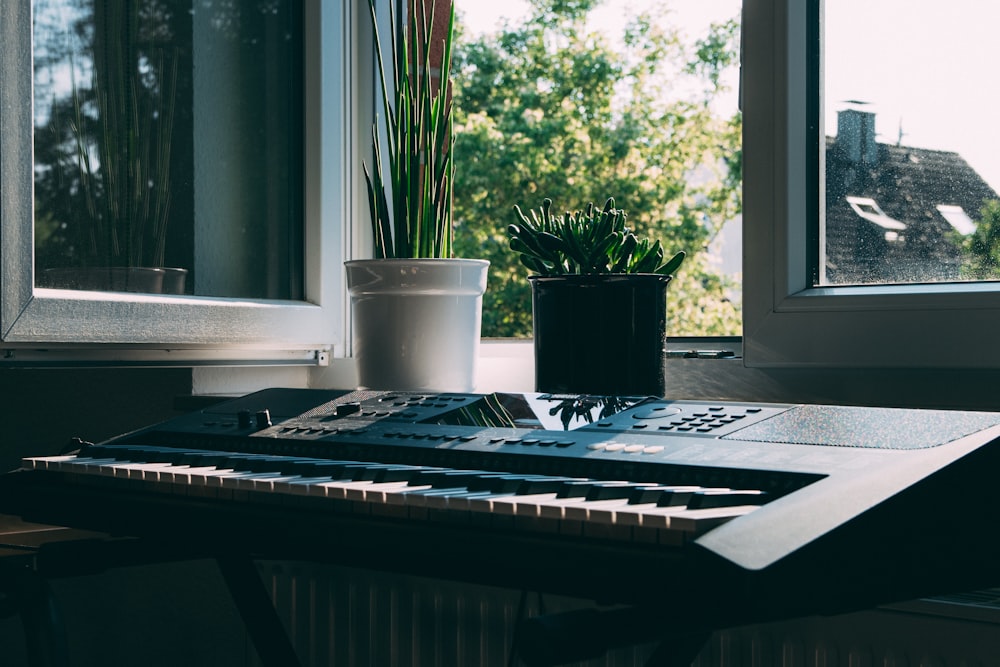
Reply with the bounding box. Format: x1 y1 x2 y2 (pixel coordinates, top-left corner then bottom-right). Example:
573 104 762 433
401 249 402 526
742 0 1000 370
0 0 354 364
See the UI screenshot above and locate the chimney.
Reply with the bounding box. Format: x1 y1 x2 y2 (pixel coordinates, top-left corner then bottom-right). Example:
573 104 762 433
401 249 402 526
836 104 878 166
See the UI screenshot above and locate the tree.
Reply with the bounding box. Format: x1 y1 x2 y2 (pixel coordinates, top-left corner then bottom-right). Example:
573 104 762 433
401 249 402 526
962 199 1000 279
451 0 742 337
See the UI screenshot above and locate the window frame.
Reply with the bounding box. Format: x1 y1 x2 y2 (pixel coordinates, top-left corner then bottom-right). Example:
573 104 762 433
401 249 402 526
741 0 1000 370
0 0 353 360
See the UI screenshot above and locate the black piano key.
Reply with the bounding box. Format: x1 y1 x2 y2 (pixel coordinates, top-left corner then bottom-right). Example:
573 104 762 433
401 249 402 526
628 485 702 505
653 487 733 507
273 459 353 476
585 482 652 501
516 477 585 495
686 489 768 509
465 474 545 494
555 480 629 499
405 469 492 487
178 451 233 467
371 465 431 483
655 489 700 507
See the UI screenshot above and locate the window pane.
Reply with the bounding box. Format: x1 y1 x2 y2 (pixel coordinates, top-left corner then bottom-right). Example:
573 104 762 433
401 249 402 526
453 0 742 337
822 1 1000 286
32 0 304 299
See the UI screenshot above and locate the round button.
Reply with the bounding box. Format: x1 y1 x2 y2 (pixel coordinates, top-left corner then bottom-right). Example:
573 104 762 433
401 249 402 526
632 406 683 420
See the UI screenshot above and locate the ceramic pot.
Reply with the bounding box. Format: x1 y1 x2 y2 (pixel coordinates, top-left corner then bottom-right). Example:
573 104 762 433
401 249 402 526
529 273 670 396
40 267 188 294
345 258 489 392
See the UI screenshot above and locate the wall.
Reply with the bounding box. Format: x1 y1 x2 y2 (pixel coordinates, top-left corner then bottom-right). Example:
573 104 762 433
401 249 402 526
0 367 192 473
0 367 248 667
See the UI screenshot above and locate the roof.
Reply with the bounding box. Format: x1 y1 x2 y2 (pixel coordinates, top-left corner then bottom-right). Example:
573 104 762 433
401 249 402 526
825 137 1000 284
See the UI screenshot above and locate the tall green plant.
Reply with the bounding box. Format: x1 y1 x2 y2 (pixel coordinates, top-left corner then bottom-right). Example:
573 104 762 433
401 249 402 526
509 197 685 276
364 0 455 259
72 0 178 269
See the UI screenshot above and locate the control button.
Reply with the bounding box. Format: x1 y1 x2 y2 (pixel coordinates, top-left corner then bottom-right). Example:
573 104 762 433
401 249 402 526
237 410 253 429
643 446 664 454
538 440 557 447
587 443 607 451
605 443 626 451
623 444 645 453
334 402 362 417
632 406 683 420
555 441 574 448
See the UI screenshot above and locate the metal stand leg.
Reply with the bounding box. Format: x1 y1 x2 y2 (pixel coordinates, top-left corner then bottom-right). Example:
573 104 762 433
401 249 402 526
1 565 71 667
216 556 302 667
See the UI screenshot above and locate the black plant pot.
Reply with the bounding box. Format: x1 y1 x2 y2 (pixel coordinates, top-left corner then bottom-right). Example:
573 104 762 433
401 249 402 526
529 274 671 397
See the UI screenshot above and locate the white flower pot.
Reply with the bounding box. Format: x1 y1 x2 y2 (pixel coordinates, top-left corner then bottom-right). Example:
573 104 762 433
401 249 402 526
345 258 489 392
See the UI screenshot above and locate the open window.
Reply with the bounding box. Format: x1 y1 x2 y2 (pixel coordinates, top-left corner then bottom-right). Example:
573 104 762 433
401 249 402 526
1 0 358 366
742 0 1000 370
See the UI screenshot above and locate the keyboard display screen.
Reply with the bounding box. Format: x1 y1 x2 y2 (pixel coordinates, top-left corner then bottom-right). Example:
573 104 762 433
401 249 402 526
423 393 648 431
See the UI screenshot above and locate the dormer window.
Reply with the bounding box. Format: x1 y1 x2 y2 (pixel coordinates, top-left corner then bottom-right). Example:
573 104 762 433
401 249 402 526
936 205 977 235
846 196 906 241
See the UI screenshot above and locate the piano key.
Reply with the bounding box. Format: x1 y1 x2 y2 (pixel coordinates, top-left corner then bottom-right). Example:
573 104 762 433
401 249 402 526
655 488 731 507
20 446 772 549
686 489 769 509
665 505 761 533
628 485 703 505
23 455 77 471
584 483 657 501
555 480 632 499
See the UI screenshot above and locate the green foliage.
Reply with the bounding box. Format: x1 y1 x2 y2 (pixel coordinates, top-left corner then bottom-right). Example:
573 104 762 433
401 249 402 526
364 0 456 259
451 0 742 337
509 197 685 276
36 0 179 270
77 1 178 269
961 199 1000 279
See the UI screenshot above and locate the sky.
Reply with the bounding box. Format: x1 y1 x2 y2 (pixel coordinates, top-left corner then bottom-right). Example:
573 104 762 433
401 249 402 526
458 0 1000 194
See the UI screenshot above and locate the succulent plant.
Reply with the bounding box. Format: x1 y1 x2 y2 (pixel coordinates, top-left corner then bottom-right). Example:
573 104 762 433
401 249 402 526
508 197 685 276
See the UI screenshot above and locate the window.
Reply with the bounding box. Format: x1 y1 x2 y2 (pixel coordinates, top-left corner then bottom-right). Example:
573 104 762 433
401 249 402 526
1 1 354 364
937 205 976 237
742 0 1000 370
452 0 743 339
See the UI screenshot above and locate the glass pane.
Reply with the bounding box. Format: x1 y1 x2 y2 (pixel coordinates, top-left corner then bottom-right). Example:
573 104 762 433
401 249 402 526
453 0 742 337
822 1 1000 286
32 0 304 299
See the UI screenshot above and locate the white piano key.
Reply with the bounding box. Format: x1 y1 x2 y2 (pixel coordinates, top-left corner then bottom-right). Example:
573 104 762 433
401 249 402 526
343 480 415 502
23 455 78 471
664 505 760 533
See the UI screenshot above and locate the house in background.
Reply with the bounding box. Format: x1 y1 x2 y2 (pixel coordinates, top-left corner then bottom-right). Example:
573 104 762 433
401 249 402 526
824 105 1000 285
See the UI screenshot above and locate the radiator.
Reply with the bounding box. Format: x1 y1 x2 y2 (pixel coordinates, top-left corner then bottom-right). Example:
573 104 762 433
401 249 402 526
254 562 1000 667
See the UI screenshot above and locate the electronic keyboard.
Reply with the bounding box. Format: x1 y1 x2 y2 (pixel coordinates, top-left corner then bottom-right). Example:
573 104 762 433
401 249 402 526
4 388 1000 653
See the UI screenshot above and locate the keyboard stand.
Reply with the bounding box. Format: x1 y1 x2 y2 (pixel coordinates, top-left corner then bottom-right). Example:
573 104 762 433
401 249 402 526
216 554 301 667
4 533 301 667
515 605 712 667
0 562 70 667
